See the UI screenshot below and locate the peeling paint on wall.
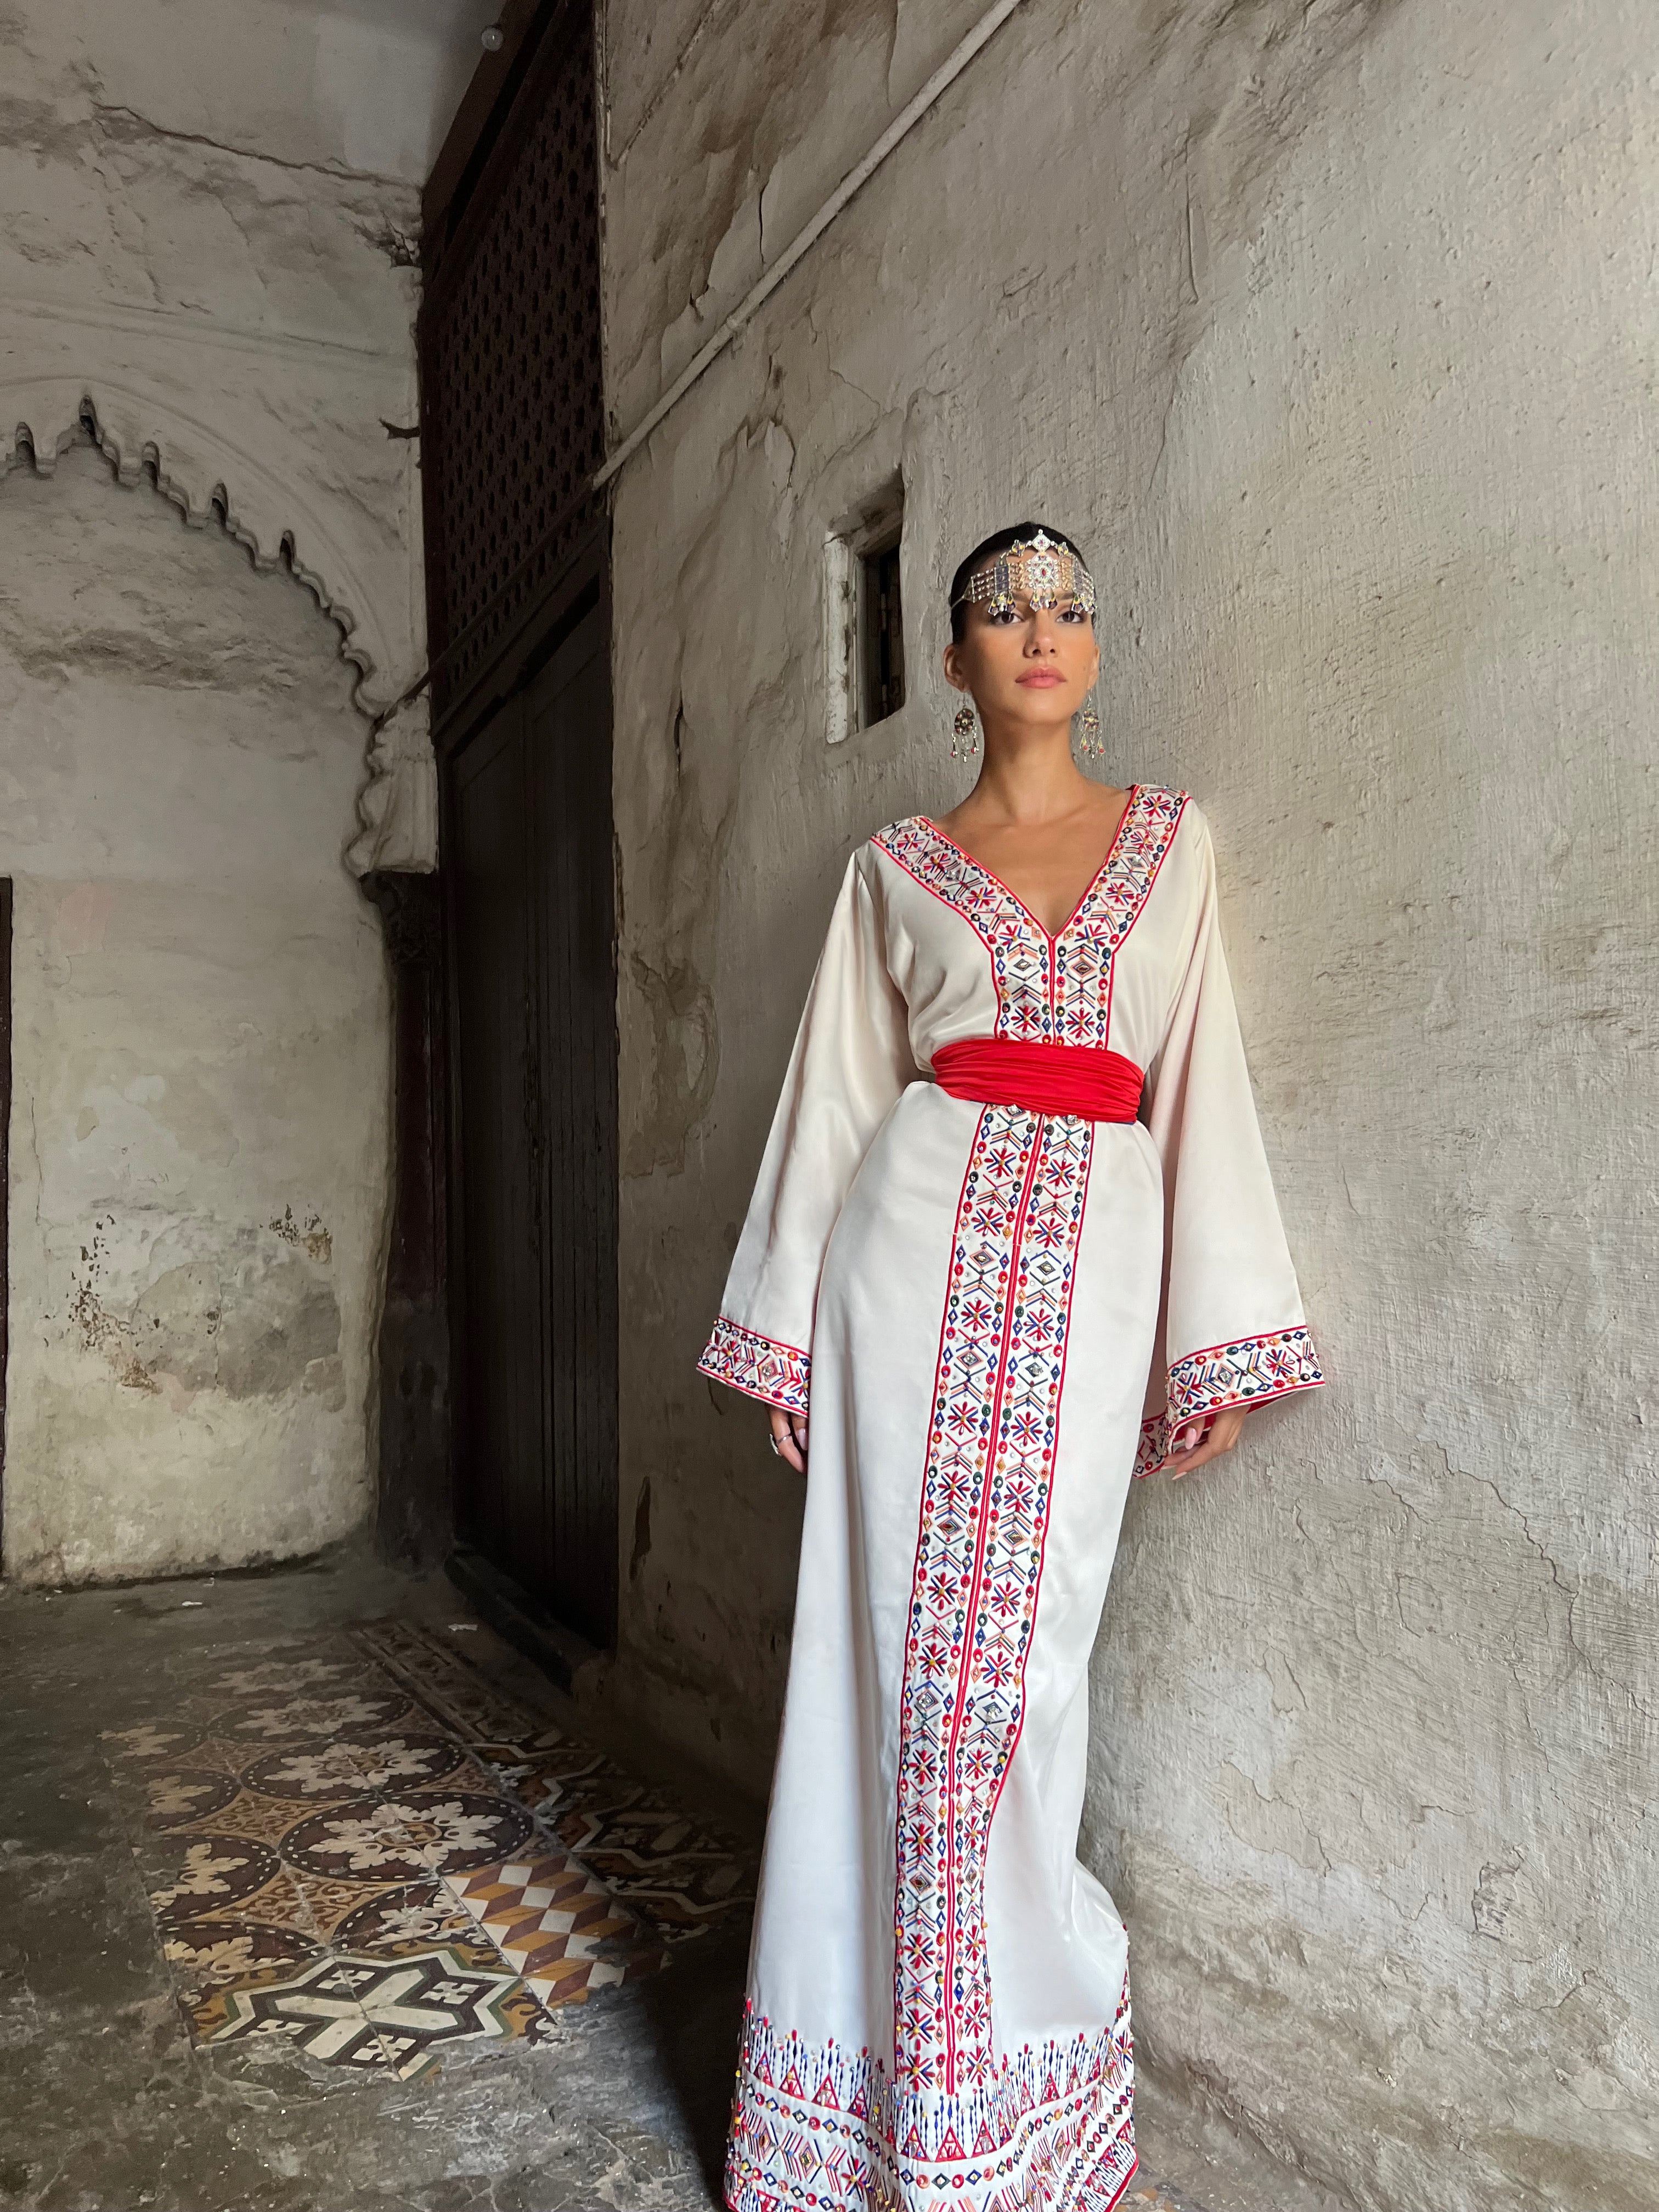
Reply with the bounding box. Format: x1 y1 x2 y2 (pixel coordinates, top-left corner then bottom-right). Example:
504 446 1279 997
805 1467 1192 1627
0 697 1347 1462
269 1204 335 1266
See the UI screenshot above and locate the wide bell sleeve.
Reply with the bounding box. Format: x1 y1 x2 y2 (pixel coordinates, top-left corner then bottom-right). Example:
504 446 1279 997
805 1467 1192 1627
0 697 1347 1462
697 849 919 1417
1135 809 1325 1476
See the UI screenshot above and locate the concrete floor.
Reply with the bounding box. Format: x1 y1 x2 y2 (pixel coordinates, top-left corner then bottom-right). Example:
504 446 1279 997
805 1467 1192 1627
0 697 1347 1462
0 1548 1332 2212
0 1551 753 2210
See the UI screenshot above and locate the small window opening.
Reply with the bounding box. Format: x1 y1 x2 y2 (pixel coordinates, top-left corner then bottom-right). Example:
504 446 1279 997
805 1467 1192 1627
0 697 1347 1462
860 530 906 728
825 483 905 744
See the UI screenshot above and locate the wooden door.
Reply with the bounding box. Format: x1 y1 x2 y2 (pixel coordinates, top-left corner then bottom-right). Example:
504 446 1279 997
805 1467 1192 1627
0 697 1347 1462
451 699 541 1588
448 600 617 1645
527 605 616 1647
417 0 612 1641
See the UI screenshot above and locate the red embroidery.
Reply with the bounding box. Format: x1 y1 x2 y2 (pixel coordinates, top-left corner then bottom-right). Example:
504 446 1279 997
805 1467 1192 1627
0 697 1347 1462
726 1984 1137 2212
1135 1325 1325 1476
697 1315 811 1414
1056 786 1186 1045
894 1103 1093 2100
1132 1416 1167 1481
875 819 1054 1041
874 787 1187 1048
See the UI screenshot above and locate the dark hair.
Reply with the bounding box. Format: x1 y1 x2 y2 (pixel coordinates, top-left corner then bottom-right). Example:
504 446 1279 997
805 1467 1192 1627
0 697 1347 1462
947 521 1092 642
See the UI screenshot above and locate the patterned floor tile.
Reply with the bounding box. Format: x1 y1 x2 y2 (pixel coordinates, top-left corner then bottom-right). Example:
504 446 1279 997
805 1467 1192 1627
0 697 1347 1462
101 1721 211 1765
352 1620 543 1745
140 1764 244 1831
175 1785 332 1848
148 1834 287 1929
185 1955 425 2070
549 1799 751 1940
330 1878 501 1965
101 1613 755 2079
443 1853 668 2006
206 1687 422 1746
165 1908 324 1999
212 1651 368 1700
238 1730 470 1802
280 1788 538 1884
287 1870 408 1946
153 1855 327 2004
476 1730 611 1788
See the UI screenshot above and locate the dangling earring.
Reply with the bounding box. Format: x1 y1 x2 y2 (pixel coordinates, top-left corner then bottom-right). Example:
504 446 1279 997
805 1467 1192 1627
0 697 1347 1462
1076 680 1104 760
951 700 979 759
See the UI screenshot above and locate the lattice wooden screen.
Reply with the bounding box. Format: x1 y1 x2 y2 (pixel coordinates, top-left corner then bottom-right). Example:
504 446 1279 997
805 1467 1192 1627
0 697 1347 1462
419 0 605 712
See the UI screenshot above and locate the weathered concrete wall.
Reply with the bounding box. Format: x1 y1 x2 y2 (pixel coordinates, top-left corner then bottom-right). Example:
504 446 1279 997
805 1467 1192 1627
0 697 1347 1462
0 1 465 850
0 440 391 1581
0 2 480 1577
602 3 1659 2207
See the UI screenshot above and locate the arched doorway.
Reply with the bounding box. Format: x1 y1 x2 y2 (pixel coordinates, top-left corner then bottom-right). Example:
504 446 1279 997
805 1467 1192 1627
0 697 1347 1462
0 430 391 1583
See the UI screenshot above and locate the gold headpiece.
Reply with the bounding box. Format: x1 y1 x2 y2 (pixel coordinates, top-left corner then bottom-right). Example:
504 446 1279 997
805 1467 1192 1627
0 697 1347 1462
952 529 1096 620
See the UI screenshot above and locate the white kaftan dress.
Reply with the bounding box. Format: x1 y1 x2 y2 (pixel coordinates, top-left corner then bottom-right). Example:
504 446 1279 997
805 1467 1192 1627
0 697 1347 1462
698 787 1323 2212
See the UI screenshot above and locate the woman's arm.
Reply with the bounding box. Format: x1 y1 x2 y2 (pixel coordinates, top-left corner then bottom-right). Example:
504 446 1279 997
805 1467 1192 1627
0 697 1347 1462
699 848 918 1463
1137 805 1324 1480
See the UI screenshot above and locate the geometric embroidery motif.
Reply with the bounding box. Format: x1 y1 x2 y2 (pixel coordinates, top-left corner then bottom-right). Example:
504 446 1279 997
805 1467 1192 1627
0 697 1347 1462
697 1313 811 1415
874 786 1187 1048
1054 785 1186 1048
1134 1324 1325 1477
726 1981 1137 2212
876 817 1055 1041
895 1102 1094 2104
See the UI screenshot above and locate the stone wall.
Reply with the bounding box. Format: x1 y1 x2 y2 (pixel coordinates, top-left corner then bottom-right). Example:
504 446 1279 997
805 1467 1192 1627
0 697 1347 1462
0 1 469 1578
601 4 1658 2208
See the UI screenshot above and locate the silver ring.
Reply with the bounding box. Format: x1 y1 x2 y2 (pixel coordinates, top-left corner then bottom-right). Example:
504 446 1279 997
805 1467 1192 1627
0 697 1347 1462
768 1433 782 1456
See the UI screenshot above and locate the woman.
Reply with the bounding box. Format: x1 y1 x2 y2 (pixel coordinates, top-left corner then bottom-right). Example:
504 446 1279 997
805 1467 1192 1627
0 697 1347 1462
698 524 1324 2212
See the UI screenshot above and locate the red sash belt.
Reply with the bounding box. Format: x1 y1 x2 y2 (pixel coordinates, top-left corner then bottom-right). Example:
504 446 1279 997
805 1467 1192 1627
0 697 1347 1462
931 1037 1144 1122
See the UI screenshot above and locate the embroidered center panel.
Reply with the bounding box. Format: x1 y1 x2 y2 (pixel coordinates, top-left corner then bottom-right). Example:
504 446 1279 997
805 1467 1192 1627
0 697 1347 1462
873 786 1187 1047
727 1988 1137 2212
893 1102 1094 2103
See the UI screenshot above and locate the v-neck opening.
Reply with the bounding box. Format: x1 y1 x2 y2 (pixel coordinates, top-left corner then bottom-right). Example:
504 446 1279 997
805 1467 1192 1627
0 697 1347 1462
920 786 1142 943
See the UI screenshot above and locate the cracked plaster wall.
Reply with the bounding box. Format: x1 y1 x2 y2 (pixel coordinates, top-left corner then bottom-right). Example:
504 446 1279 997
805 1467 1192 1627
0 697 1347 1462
0 437 391 1583
602 3 1659 2208
0 1 477 859
0 1 484 1579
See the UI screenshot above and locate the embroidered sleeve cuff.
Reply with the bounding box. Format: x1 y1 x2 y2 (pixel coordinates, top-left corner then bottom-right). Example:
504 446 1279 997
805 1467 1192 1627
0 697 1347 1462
1132 1416 1168 1481
1133 1326 1324 1478
697 1315 811 1415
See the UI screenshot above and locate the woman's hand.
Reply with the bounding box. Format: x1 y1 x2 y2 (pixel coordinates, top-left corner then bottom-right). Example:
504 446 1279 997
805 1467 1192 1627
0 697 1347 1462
1163 1403 1248 1479
769 1406 809 1474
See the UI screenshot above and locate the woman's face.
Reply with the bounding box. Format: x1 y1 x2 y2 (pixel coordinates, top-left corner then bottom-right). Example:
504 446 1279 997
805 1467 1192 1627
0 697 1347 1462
943 580 1100 733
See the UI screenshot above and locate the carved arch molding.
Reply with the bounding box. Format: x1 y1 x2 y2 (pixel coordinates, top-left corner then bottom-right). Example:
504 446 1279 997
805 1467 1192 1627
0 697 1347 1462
1 377 435 877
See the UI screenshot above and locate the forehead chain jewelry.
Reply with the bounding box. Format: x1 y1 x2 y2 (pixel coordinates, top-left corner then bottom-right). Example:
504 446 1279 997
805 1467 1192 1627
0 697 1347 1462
952 529 1097 620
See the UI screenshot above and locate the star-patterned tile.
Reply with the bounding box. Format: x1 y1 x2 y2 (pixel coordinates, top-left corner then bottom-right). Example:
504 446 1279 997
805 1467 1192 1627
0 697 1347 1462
100 1616 754 2078
190 1946 538 2078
